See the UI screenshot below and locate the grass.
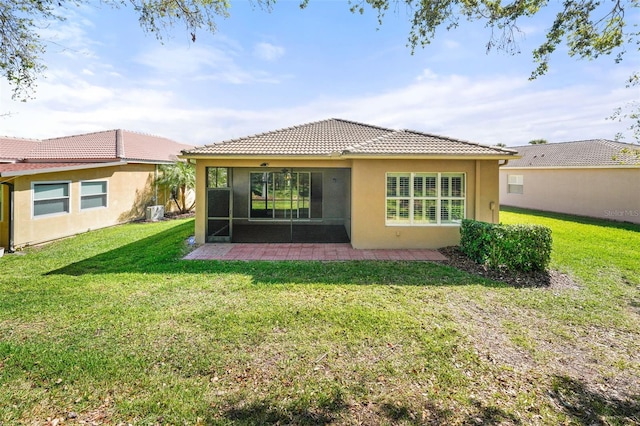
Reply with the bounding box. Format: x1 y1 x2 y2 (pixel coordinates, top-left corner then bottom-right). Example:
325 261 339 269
0 209 639 425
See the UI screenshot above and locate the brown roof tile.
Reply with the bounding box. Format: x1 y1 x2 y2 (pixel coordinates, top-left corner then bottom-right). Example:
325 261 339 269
0 130 193 177
119 130 194 162
184 118 515 157
0 137 41 161
0 162 117 175
36 131 117 159
2 130 192 162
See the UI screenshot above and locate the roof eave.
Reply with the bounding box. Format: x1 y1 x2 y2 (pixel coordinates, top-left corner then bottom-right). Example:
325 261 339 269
179 153 347 161
181 152 519 161
0 161 128 177
502 164 639 170
340 153 521 160
123 158 178 165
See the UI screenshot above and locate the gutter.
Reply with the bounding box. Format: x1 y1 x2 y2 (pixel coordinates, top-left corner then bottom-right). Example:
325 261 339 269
0 161 127 177
0 181 14 253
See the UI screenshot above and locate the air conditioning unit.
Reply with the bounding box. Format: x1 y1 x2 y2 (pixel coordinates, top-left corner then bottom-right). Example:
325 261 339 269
145 205 165 221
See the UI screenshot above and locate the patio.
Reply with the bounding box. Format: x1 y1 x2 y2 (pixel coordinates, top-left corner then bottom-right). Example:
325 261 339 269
183 243 447 261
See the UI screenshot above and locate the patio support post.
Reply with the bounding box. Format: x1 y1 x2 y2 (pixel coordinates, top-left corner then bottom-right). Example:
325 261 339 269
290 167 294 243
1 182 15 253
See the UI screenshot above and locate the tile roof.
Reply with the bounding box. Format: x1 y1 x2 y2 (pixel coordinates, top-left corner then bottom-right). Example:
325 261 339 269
38 130 193 162
504 139 640 167
0 162 122 177
183 118 515 158
116 130 194 162
0 137 41 161
344 129 510 155
0 130 193 177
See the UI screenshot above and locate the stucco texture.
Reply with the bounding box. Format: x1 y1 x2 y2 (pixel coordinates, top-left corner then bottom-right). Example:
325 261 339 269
500 168 640 224
7 164 160 248
194 158 502 249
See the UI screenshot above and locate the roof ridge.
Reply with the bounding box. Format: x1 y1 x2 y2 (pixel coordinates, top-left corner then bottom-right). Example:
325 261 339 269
40 128 182 142
328 117 396 133
343 128 401 152
116 129 125 158
204 118 397 148
510 139 637 148
403 129 518 154
598 139 639 150
119 128 184 141
0 136 42 142
43 129 118 141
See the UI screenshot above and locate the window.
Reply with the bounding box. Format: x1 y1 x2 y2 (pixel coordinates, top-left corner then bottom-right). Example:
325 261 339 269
207 167 229 188
386 173 465 225
507 174 524 194
250 171 311 220
33 182 70 217
81 181 107 210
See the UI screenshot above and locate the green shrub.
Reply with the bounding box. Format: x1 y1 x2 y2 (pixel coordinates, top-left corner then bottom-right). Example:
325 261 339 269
460 219 552 272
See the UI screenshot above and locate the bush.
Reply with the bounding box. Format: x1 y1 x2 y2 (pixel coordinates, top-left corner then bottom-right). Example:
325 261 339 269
460 219 552 272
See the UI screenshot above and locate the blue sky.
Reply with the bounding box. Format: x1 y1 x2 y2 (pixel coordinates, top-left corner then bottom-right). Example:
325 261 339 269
1 1 638 147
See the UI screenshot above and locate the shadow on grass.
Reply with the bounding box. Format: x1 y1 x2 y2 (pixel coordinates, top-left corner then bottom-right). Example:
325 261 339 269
214 394 347 425
502 206 640 233
381 400 521 425
46 220 503 287
218 397 523 425
549 375 640 424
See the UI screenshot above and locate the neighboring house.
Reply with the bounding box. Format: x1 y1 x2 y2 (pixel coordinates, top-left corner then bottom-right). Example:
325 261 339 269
181 118 517 249
0 130 193 251
500 139 640 224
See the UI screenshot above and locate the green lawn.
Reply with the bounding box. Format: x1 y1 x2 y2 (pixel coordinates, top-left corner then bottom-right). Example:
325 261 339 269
0 209 638 425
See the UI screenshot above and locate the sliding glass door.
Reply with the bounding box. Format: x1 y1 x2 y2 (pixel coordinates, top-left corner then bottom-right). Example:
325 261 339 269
250 171 311 220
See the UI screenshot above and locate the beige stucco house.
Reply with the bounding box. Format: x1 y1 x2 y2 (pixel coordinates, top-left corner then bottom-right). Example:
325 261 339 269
181 118 517 249
0 130 193 251
500 140 640 224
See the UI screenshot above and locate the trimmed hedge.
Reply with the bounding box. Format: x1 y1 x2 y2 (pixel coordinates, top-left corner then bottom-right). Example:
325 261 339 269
460 219 552 272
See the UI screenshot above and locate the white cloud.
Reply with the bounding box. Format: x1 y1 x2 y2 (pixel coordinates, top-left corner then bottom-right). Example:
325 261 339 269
253 42 285 61
135 43 281 85
443 39 461 50
1 57 636 148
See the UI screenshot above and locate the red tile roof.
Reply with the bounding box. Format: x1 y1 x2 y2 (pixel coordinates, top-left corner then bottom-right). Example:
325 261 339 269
0 137 41 161
0 130 193 177
38 130 193 162
0 162 124 177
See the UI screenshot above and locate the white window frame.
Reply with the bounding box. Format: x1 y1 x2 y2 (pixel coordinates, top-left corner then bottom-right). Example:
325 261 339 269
386 172 466 226
32 181 71 218
507 174 524 194
80 180 108 210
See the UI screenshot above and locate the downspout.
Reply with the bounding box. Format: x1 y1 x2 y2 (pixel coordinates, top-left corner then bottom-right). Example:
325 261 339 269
474 161 481 220
1 182 15 253
290 167 294 243
154 164 159 205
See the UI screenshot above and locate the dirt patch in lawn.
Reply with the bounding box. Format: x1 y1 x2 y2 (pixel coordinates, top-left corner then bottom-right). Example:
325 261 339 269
438 246 579 290
439 247 640 424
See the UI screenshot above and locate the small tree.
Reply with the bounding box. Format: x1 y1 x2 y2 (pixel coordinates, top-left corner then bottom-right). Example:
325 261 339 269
156 161 196 214
529 139 548 145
